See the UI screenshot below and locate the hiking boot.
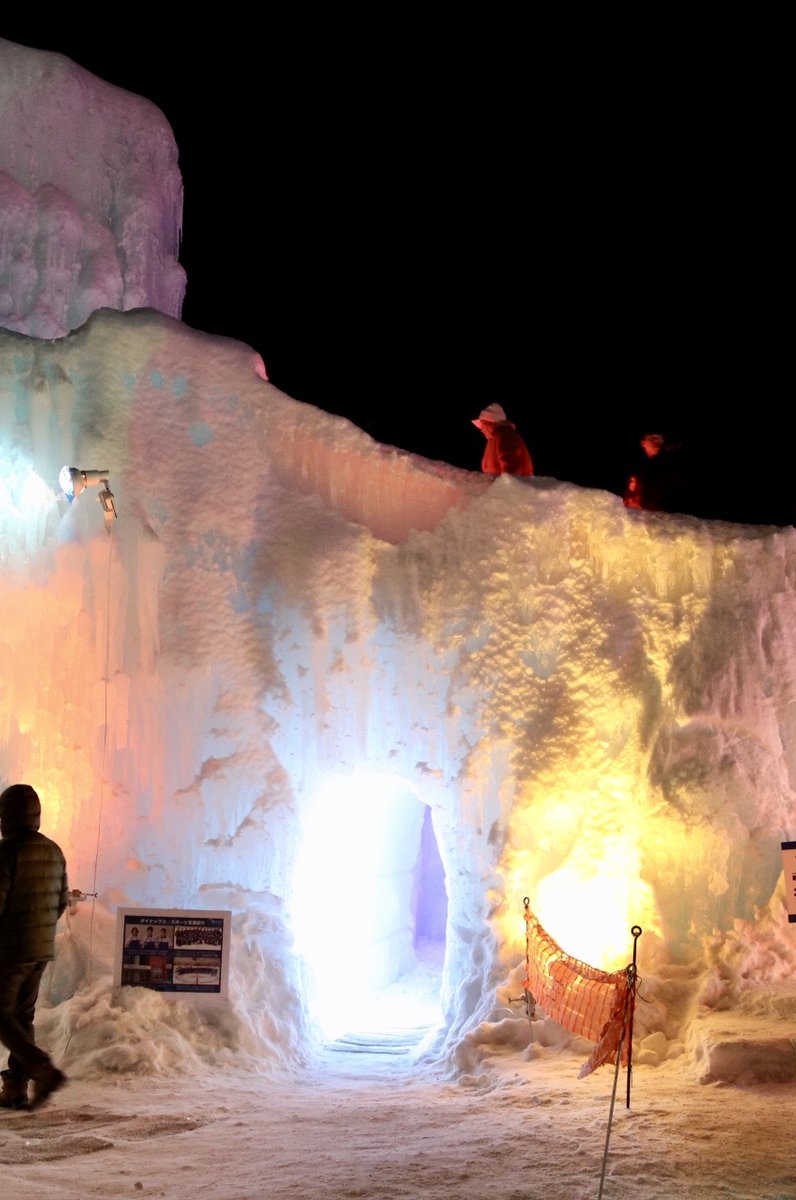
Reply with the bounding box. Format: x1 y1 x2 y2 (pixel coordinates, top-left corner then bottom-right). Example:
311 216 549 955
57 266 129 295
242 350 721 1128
29 1065 67 1111
0 1069 29 1110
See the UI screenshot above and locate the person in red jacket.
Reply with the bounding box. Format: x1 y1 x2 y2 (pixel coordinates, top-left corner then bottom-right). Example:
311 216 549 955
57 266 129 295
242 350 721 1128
472 403 534 477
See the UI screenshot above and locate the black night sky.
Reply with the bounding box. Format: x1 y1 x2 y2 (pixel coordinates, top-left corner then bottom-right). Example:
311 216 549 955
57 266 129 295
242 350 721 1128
2 20 789 524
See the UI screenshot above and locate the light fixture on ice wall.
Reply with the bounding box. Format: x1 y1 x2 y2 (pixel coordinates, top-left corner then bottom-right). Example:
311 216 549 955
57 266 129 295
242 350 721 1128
59 466 117 521
59 467 108 498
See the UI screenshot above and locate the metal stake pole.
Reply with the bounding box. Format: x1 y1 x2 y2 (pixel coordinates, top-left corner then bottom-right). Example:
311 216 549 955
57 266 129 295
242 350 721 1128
625 925 642 1109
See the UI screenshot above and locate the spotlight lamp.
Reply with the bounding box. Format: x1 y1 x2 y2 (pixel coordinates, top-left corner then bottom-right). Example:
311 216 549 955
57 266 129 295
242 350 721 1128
59 466 117 521
59 466 110 500
67 888 99 914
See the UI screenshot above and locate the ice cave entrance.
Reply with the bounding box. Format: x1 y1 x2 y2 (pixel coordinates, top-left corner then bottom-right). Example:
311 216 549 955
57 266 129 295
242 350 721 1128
290 772 447 1047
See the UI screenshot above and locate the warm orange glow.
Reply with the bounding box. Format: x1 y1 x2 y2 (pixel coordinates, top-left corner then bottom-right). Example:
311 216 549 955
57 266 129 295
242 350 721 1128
0 451 120 879
499 772 662 973
533 838 655 970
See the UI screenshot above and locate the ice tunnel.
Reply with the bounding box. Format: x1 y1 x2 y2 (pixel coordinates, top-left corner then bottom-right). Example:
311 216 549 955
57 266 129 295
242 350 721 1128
290 772 447 1041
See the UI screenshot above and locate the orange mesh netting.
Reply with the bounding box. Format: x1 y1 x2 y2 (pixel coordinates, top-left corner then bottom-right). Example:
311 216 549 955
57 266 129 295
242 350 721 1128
521 900 636 1079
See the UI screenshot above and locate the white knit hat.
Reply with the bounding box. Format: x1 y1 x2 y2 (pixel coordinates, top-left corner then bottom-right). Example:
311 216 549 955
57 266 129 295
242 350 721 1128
472 403 507 426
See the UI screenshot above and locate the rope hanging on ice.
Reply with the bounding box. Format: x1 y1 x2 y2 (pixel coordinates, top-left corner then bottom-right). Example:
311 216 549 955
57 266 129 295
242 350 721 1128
66 514 117 986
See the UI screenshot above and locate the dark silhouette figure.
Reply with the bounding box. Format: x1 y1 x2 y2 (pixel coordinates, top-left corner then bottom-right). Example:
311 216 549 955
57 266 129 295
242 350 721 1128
624 431 688 514
0 783 69 1111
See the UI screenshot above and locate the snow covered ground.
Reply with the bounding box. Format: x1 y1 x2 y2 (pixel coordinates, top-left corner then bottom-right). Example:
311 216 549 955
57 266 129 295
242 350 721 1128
0 864 793 1199
4 1009 796 1200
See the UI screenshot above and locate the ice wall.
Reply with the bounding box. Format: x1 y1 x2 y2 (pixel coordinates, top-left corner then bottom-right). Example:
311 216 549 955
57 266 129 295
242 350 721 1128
0 39 185 338
2 309 796 1059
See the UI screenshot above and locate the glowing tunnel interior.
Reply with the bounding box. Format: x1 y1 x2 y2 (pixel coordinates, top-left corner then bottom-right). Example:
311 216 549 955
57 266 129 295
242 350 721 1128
289 772 448 1042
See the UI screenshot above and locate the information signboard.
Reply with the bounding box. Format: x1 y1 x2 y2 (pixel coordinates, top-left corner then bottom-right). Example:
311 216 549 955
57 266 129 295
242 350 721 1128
781 842 796 923
114 908 231 999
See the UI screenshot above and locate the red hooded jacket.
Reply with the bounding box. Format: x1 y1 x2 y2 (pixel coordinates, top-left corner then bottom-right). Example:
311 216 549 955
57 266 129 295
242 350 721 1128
479 420 534 477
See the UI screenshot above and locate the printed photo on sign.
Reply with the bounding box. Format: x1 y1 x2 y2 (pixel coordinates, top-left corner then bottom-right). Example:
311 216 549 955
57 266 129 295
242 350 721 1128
113 908 231 1000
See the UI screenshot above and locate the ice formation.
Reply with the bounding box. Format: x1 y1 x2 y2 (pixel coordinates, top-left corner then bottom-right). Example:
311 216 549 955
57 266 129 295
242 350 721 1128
2 39 796 1083
3 305 796 1070
0 38 185 338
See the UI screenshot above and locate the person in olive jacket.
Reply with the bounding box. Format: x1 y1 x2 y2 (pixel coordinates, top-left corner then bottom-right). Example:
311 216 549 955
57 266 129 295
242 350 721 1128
0 783 69 1110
